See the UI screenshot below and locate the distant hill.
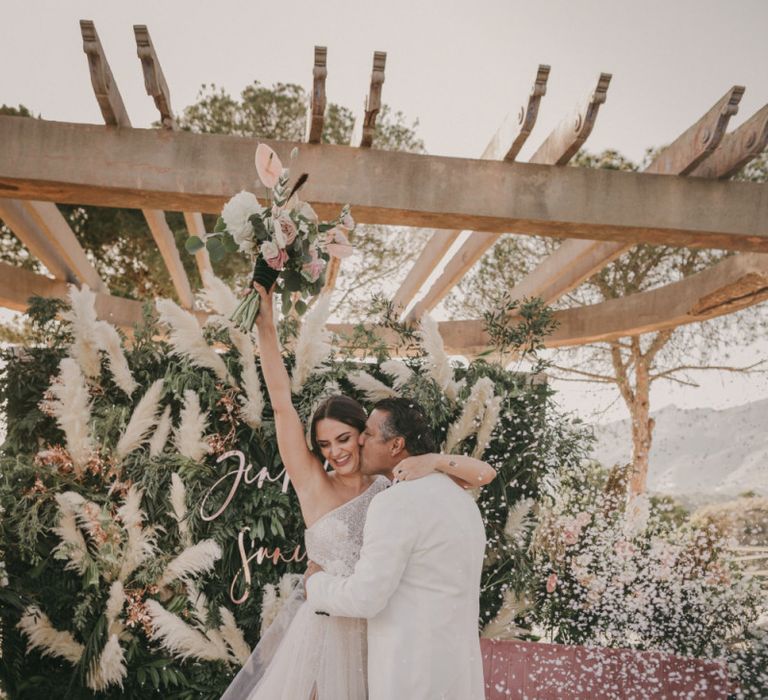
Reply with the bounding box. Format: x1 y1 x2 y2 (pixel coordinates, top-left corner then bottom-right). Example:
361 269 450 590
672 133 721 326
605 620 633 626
591 399 768 503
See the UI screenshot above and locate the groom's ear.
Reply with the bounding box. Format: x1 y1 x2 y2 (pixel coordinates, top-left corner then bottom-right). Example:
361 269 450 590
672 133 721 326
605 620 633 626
390 436 406 457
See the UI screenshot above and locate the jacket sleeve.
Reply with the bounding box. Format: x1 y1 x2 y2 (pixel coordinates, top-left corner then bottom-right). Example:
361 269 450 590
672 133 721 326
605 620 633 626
306 490 416 619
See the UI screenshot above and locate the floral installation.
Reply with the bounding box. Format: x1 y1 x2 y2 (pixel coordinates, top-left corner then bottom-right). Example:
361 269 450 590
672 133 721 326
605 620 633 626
185 143 355 331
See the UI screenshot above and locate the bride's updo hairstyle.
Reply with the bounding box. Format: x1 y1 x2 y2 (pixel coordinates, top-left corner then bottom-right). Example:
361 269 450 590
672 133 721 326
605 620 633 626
309 395 367 459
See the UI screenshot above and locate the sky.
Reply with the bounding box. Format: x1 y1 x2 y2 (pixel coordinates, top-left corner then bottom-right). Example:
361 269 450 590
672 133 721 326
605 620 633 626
1 0 767 424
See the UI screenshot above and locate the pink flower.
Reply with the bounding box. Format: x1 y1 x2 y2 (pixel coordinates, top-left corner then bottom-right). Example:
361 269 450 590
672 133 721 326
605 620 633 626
325 226 353 259
302 247 326 282
546 573 558 593
260 241 288 271
342 212 355 230
275 214 298 248
255 143 283 189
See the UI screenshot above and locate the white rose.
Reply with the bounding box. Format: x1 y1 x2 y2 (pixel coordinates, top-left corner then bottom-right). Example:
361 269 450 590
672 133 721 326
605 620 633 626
260 240 279 261
222 191 263 253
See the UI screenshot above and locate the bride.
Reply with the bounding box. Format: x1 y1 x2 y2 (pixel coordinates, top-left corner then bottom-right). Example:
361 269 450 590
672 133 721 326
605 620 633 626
221 285 496 700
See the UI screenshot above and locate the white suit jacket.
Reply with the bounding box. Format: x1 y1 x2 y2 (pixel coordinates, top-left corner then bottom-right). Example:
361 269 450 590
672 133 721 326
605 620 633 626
306 473 486 700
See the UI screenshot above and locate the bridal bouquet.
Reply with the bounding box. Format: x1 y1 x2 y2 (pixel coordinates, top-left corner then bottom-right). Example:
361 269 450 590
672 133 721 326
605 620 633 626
185 144 354 331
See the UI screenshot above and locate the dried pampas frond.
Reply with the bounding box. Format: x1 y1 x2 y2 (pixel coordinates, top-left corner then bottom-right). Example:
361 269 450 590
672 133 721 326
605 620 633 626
117 485 145 530
115 380 164 459
145 599 230 662
52 492 88 572
17 606 84 664
175 390 211 462
149 405 172 457
348 370 398 402
380 359 414 390
156 298 234 385
444 377 495 453
63 284 102 379
504 498 535 546
238 350 264 429
169 472 190 545
47 358 95 473
418 314 453 391
105 580 126 629
291 294 332 393
118 525 157 583
260 573 302 635
87 634 127 691
200 270 240 319
472 395 502 458
159 539 222 587
218 606 251 664
95 321 137 397
481 589 531 640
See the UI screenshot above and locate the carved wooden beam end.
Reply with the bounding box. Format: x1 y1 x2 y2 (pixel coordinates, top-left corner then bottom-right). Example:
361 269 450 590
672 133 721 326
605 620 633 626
306 46 328 144
647 85 745 176
360 51 387 148
80 19 130 128
134 25 176 130
504 63 550 162
529 71 612 166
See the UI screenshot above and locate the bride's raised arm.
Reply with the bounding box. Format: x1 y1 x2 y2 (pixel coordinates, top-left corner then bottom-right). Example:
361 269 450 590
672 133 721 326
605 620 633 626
393 453 496 489
252 284 325 496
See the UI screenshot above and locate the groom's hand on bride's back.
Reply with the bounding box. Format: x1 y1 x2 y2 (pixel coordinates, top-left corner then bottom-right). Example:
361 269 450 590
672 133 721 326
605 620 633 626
304 560 324 595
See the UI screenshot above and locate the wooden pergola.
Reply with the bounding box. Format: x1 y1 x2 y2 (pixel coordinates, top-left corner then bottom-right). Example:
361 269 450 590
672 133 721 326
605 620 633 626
1 21 767 355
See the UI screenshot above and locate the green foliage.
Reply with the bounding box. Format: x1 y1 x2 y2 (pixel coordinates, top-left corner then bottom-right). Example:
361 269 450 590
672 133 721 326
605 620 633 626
0 290 589 697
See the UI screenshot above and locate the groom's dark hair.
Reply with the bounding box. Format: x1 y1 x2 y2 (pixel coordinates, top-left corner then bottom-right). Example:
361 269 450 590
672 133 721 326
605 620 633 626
373 398 437 455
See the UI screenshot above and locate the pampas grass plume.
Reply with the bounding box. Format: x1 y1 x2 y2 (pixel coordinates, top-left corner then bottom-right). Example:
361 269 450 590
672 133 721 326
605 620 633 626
145 599 229 662
48 358 94 472
380 359 414 390
159 539 222 587
156 298 234 385
291 294 332 393
348 370 398 402
444 377 495 453
174 390 211 462
115 379 164 459
149 405 172 457
218 606 251 663
95 321 137 396
17 606 84 664
87 634 127 691
63 284 102 379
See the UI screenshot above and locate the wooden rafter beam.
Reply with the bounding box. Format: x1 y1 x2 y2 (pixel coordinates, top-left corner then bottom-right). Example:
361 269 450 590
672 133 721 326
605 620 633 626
3 251 768 353
0 198 105 291
391 64 550 312
405 71 610 319
133 24 213 284
2 116 767 251
691 103 768 180
359 51 386 148
306 46 327 144
504 86 750 307
80 19 195 309
529 72 612 165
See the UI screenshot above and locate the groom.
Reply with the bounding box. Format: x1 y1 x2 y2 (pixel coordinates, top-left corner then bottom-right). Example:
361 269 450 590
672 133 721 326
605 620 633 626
305 398 486 700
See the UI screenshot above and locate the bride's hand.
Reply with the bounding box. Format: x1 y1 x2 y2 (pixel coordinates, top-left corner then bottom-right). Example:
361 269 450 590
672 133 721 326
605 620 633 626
392 454 438 482
252 282 275 329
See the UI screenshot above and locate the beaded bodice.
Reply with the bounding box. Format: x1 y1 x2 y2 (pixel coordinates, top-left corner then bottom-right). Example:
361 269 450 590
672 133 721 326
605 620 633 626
304 476 389 576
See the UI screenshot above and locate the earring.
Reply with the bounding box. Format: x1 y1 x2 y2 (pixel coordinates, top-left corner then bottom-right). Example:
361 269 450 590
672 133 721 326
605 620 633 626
323 458 331 472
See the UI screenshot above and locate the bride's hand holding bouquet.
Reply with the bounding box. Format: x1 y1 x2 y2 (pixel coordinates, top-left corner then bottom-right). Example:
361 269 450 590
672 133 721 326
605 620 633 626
185 143 355 332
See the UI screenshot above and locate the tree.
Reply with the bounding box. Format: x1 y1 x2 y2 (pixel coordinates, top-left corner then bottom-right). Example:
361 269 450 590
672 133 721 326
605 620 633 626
447 148 768 495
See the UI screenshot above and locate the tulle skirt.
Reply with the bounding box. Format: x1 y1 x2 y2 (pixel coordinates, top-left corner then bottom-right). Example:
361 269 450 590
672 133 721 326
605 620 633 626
220 587 368 700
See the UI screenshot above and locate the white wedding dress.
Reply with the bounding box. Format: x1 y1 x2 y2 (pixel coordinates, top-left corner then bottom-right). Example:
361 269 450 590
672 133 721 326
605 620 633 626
220 475 389 700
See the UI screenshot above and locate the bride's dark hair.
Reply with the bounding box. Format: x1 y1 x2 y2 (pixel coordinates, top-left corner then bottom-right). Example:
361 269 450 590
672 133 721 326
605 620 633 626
309 395 367 459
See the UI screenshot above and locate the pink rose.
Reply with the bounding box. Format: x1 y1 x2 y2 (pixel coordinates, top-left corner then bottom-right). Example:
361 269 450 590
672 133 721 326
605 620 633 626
546 573 558 593
255 143 283 189
325 227 353 259
302 247 326 282
275 214 298 247
260 241 288 271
